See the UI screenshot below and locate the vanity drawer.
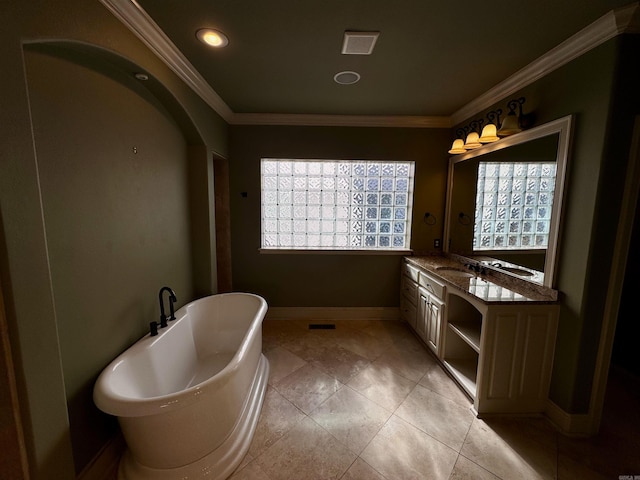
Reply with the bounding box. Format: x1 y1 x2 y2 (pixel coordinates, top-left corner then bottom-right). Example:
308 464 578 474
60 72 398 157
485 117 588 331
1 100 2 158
402 262 420 282
400 295 417 328
418 271 445 300
401 276 418 305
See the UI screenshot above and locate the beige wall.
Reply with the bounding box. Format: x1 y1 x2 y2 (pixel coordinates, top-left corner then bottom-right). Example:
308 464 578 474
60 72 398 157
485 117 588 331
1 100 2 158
0 1 228 477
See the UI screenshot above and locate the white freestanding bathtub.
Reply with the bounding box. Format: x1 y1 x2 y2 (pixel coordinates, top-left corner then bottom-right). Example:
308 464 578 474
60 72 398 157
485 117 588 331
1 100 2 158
93 293 269 480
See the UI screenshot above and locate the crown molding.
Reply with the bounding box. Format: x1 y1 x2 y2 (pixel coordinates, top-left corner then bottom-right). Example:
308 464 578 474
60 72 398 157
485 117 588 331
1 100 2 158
102 0 637 129
451 2 640 125
98 0 234 121
230 113 451 128
614 1 640 34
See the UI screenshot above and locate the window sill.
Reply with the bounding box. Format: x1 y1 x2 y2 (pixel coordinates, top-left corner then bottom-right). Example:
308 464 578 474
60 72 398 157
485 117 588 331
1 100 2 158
473 248 546 254
259 248 413 255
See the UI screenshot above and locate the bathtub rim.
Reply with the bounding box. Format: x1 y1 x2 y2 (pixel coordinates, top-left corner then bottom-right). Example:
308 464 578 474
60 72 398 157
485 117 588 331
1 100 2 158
93 292 268 417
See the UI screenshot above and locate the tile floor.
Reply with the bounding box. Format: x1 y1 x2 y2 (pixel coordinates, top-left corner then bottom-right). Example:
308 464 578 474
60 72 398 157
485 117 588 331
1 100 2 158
229 318 640 480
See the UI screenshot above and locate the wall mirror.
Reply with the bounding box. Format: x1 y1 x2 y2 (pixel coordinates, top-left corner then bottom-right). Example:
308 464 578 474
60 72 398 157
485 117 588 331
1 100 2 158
443 115 573 288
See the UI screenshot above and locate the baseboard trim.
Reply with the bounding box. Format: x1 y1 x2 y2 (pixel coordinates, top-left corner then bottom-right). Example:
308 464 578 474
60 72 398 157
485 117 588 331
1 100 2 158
77 433 125 480
545 400 593 437
265 306 400 321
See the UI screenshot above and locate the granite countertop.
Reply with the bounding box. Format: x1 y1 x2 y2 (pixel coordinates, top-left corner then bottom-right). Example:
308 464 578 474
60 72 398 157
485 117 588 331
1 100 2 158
405 255 558 304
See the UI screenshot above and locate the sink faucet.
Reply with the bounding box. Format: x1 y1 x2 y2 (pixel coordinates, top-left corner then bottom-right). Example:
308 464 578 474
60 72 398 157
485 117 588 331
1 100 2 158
464 262 487 275
158 286 177 328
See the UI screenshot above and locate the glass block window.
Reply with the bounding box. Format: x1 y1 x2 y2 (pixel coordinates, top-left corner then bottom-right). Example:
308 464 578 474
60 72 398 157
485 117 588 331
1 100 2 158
474 162 556 250
261 159 415 250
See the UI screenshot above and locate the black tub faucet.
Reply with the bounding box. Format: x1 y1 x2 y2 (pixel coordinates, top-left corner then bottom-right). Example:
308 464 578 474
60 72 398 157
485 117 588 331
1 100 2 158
158 286 177 328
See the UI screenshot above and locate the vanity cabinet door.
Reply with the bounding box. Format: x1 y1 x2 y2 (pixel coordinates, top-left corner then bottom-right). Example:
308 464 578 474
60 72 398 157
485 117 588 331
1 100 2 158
417 287 444 356
475 304 559 414
426 295 444 356
416 288 429 341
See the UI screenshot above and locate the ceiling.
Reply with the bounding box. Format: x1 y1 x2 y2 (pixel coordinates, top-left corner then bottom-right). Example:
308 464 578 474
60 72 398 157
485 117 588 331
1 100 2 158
133 0 633 120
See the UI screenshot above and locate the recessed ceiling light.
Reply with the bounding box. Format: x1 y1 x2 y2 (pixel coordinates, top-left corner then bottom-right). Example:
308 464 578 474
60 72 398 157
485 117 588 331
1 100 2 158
196 28 229 48
334 71 361 85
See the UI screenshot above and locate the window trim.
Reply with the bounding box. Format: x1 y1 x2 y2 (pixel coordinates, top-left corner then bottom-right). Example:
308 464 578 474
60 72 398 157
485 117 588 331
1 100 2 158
258 248 413 255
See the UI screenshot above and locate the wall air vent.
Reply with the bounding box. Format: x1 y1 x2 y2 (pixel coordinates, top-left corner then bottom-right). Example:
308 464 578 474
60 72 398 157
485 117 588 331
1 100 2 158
341 31 380 55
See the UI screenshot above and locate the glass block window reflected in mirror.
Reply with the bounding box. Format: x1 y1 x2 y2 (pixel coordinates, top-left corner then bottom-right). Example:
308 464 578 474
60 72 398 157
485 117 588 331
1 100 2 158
261 159 415 251
474 162 556 250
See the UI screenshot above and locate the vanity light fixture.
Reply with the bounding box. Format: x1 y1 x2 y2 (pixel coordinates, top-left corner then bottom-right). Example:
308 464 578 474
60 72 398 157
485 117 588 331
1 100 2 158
448 127 468 154
498 97 525 136
196 28 229 48
448 98 532 155
464 132 482 149
448 138 467 154
479 109 502 143
463 120 483 149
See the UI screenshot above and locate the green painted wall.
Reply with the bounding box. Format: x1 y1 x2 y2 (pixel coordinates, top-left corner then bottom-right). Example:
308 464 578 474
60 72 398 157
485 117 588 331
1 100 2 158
576 34 640 401
454 35 640 413
0 2 636 478
229 125 451 307
609 36 640 377
0 0 228 477
24 47 196 472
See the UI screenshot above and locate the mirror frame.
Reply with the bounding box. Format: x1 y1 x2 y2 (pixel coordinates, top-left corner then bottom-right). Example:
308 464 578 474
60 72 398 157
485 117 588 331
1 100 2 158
443 115 573 288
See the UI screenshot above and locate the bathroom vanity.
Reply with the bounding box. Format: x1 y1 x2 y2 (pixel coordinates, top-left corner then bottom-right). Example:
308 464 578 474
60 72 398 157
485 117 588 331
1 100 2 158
409 115 574 415
401 256 559 415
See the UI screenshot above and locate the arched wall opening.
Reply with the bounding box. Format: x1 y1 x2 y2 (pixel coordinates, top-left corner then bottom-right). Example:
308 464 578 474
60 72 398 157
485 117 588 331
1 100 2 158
21 40 219 474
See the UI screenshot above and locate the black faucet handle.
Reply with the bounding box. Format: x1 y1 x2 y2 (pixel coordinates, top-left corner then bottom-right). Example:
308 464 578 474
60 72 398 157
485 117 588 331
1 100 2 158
150 321 159 336
168 292 177 321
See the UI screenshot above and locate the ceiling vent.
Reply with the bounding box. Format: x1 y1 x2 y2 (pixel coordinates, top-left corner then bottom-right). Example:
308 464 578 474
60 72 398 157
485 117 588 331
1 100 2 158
341 31 380 55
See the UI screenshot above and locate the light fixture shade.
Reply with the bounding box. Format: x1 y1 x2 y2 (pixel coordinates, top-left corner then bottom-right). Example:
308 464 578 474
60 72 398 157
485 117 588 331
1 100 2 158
479 124 499 143
448 139 466 154
464 132 482 149
497 114 521 136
